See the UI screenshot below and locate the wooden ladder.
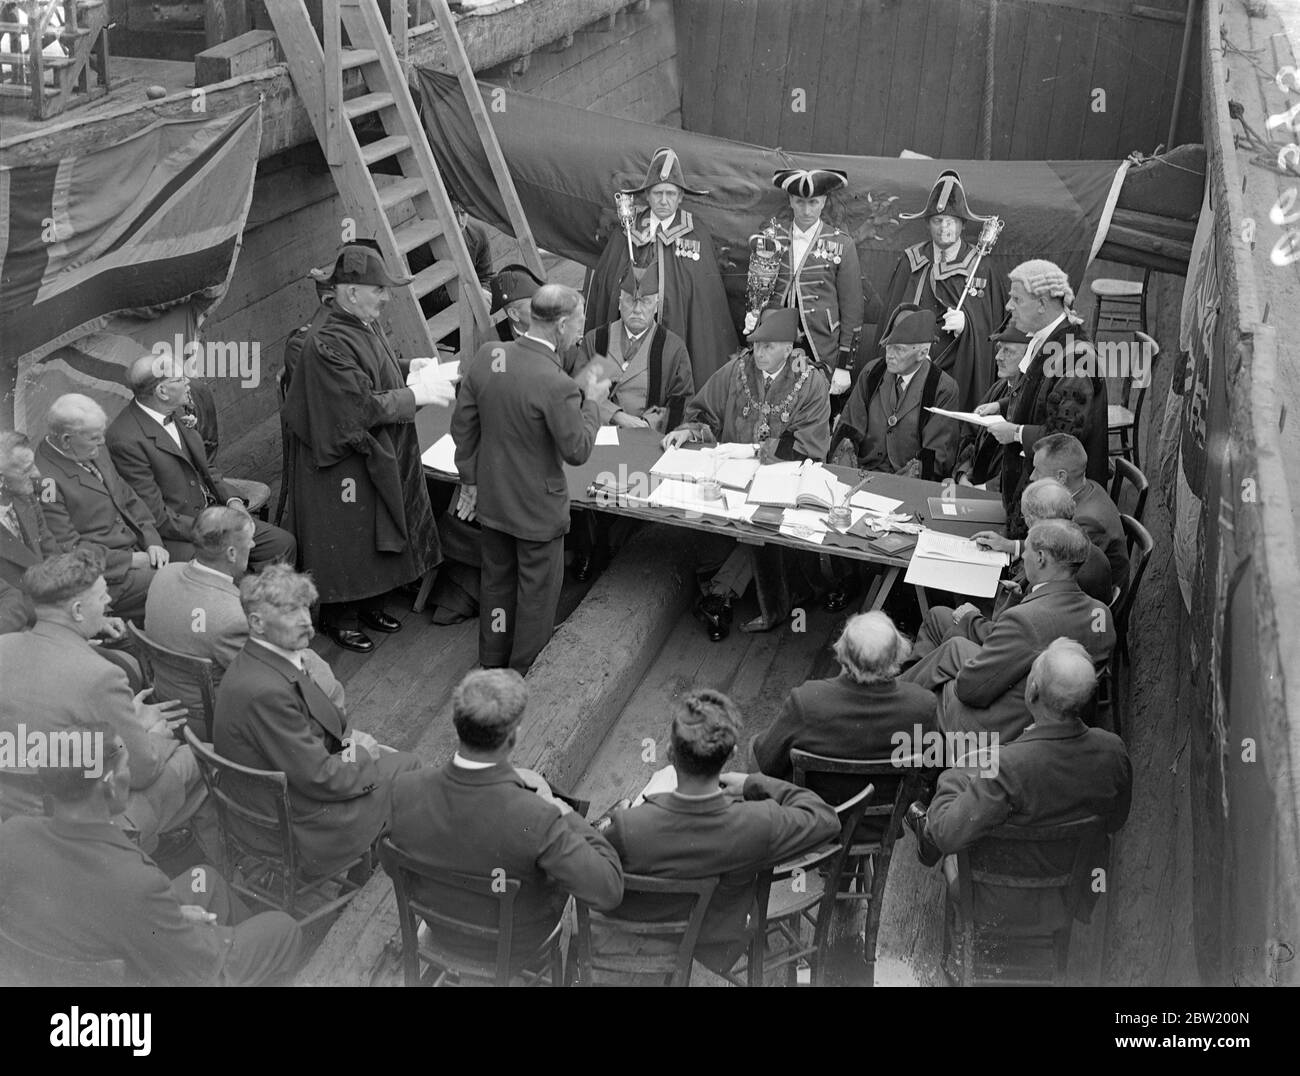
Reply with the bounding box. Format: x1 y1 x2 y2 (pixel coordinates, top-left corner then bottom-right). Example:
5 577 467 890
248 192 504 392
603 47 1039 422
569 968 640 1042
0 0 110 120
265 0 542 363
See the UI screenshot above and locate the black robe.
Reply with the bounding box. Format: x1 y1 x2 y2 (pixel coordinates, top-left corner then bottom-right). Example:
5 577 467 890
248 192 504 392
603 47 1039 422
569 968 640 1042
281 300 439 604
586 206 738 389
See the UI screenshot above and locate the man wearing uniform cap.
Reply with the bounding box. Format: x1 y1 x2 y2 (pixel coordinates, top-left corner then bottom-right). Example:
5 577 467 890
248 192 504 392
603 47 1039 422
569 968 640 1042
663 306 831 638
280 242 454 653
587 147 738 388
872 169 1007 411
830 304 960 480
953 324 1030 490
758 166 864 396
490 263 546 343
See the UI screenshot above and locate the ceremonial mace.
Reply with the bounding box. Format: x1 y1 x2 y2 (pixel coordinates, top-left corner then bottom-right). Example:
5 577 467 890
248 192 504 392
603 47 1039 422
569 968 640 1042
745 221 786 327
614 191 637 265
951 215 1005 314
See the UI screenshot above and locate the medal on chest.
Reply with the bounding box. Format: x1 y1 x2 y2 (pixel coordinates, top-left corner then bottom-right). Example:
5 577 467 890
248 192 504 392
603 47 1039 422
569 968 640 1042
674 237 701 261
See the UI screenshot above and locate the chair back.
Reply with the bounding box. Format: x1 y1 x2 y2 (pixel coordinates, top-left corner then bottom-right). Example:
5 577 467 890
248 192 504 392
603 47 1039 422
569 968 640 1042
1108 457 1149 525
379 837 555 987
576 873 719 987
126 622 218 741
790 750 924 847
182 726 300 904
0 923 129 987
1112 514 1154 639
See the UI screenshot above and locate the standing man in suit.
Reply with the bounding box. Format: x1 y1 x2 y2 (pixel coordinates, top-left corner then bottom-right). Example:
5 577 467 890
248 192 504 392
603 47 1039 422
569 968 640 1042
758 166 864 395
214 565 419 879
388 669 624 965
35 394 167 623
902 520 1115 742
906 639 1132 928
451 285 609 674
106 354 294 568
830 305 960 480
0 549 208 855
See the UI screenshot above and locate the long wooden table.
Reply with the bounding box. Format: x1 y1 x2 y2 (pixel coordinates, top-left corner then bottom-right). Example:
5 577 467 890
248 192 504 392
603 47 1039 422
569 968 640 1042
415 406 1005 613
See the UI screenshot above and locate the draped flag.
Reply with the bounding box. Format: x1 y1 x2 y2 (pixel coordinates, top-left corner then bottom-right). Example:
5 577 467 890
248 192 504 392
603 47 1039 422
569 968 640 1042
0 104 262 430
416 70 1125 312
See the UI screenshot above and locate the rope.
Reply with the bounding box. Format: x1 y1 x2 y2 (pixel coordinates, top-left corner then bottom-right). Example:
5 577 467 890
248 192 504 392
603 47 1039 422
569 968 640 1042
980 0 997 160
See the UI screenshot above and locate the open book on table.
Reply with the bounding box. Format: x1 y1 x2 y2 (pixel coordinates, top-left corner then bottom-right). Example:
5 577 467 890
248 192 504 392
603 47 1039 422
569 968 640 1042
746 461 851 510
650 447 760 490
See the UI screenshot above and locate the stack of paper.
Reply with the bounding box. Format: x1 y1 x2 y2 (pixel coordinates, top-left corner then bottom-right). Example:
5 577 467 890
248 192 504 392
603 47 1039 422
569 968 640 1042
925 406 1001 428
406 359 460 393
650 447 759 490
904 528 1010 598
851 489 906 516
420 433 458 475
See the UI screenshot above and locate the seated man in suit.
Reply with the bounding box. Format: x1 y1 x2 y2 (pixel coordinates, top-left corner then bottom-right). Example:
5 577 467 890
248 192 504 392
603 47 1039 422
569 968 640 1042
1 430 60 633
144 505 342 739
598 689 839 974
0 726 302 986
902 520 1115 742
213 565 419 879
661 307 832 637
829 304 960 480
905 639 1132 928
35 394 167 623
106 354 294 568
953 326 1029 491
1028 432 1128 597
388 669 624 965
0 549 209 855
910 482 1113 665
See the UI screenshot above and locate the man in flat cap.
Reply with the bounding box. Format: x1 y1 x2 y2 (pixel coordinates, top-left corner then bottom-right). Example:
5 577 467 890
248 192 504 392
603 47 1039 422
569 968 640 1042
873 169 1006 411
587 147 738 388
663 307 831 637
953 325 1031 491
988 259 1108 532
756 166 864 397
280 242 455 653
831 304 960 480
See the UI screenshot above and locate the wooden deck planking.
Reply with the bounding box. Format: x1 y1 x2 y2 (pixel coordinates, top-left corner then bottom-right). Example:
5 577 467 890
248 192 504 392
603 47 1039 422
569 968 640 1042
1045 7 1102 162
988 0 1031 161
774 0 828 152
1078 9 1131 160
879 0 930 157
808 0 860 154
677 0 724 135
743 0 794 150
846 0 900 159
911 0 960 159
710 0 760 149
937 0 987 161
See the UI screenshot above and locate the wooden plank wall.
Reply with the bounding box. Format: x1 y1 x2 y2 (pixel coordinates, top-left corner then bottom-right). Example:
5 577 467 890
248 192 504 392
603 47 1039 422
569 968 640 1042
676 0 1202 159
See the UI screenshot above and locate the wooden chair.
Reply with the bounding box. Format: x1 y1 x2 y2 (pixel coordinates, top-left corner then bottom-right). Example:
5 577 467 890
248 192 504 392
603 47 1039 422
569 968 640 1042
0 923 129 987
574 874 719 987
943 815 1107 986
126 622 218 741
790 750 927 984
1108 456 1149 526
1110 514 1155 671
1105 326 1159 470
1089 269 1150 338
378 837 567 987
182 727 368 926
729 782 874 987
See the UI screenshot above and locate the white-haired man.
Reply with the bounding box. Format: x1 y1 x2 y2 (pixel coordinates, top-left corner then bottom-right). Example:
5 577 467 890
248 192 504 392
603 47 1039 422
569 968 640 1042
36 393 168 622
983 259 1108 530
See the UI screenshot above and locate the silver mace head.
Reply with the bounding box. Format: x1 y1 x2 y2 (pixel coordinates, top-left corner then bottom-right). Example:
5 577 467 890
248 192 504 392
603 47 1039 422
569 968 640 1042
977 215 1004 249
614 191 636 228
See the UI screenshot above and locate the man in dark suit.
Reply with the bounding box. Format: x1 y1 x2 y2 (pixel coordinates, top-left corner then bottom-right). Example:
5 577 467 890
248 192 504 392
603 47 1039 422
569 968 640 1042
35 394 168 623
0 431 58 630
902 520 1115 742
213 565 419 879
450 285 609 673
1029 432 1129 597
106 354 294 568
905 638 1132 928
830 305 960 480
0 727 302 985
598 689 838 974
388 669 624 965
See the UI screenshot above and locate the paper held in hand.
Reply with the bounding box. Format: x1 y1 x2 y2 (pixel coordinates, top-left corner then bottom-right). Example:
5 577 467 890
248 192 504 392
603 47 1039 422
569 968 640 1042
925 406 1001 428
406 360 460 393
420 433 458 475
650 447 760 490
904 528 1010 598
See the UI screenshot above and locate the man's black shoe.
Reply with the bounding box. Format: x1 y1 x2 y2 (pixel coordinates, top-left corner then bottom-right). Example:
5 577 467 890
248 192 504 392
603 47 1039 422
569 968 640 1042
360 610 401 633
905 801 942 868
693 594 730 642
823 584 856 613
572 553 594 582
326 626 375 653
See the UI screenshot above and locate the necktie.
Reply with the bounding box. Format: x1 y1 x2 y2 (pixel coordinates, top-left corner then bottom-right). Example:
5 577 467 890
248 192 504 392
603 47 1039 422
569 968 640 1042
162 413 175 426
0 501 19 541
890 376 901 412
80 459 104 484
763 375 774 396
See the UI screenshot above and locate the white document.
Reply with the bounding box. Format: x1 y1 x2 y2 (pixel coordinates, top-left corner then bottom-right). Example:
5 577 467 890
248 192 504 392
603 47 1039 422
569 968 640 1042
851 489 906 515
913 529 1010 568
925 406 1000 428
644 480 748 520
595 426 620 446
420 433 458 475
650 447 760 490
904 528 1009 598
406 359 460 392
631 765 678 807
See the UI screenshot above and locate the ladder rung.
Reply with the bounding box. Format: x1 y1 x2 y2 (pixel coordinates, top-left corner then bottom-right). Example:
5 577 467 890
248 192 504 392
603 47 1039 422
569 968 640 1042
425 304 463 343
0 52 74 66
410 261 461 300
393 216 443 254
360 134 411 166
378 177 428 210
343 90 395 120
340 47 380 71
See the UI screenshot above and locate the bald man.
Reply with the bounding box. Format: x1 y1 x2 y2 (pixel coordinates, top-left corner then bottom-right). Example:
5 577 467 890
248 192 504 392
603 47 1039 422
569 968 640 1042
36 395 165 622
906 638 1132 928
106 355 295 568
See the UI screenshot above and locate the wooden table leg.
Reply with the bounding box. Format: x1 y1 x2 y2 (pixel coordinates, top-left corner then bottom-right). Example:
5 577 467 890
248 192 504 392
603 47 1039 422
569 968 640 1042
412 568 438 614
914 585 932 617
861 565 900 612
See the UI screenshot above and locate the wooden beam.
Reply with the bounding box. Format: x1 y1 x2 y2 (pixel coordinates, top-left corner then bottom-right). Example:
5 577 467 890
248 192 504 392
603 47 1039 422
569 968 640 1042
194 29 282 85
0 0 629 164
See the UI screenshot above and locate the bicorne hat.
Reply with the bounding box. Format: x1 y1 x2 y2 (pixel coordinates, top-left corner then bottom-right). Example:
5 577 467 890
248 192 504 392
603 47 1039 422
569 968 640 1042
899 169 991 223
621 147 709 197
879 303 937 346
